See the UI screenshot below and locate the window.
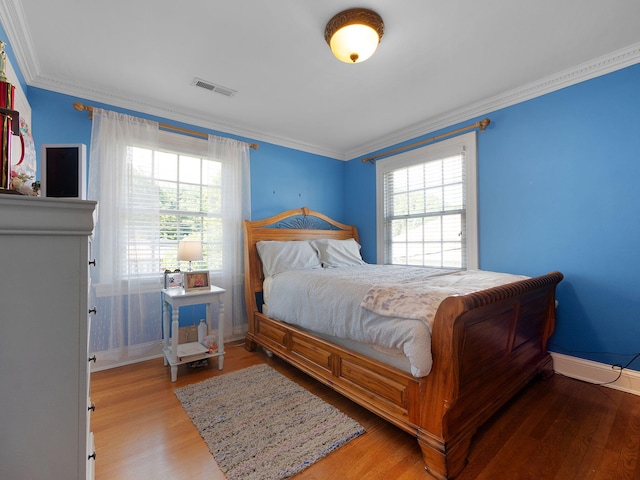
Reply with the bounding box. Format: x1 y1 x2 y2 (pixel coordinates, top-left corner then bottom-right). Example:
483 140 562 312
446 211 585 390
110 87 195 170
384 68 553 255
88 108 250 368
128 131 222 276
376 131 478 269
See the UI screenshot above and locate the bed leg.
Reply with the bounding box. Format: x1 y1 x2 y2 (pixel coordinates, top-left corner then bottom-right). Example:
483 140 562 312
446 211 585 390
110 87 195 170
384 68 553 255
417 429 473 480
540 354 554 380
245 337 257 352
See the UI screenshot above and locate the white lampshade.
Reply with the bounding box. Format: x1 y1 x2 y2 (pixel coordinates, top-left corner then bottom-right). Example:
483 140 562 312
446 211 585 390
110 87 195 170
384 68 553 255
178 239 203 271
325 8 384 64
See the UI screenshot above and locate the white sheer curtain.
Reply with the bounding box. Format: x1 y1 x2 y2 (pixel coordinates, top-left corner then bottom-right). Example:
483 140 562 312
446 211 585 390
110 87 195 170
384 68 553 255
88 108 162 368
208 135 251 336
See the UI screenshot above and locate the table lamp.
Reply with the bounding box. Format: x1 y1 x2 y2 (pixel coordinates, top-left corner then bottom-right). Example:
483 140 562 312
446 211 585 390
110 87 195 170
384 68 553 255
177 239 202 271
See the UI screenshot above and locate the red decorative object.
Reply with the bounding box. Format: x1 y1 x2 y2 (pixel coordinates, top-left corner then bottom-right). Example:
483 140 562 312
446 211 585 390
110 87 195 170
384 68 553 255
0 83 15 190
0 41 20 192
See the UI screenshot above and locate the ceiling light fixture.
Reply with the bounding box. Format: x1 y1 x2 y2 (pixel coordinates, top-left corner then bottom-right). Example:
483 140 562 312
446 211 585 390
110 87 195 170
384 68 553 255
324 8 384 64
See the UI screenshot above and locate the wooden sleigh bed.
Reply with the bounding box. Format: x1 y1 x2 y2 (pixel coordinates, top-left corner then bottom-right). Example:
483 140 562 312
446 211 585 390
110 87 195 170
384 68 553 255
243 207 563 479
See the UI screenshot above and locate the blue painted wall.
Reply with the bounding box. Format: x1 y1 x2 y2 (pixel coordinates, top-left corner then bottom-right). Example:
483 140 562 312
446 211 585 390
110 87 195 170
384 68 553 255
27 88 346 223
345 63 640 371
249 141 345 221
25 87 344 337
3 21 640 371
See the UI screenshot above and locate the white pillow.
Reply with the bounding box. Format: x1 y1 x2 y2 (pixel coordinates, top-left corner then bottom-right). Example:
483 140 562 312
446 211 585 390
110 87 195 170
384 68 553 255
311 238 365 268
256 240 322 277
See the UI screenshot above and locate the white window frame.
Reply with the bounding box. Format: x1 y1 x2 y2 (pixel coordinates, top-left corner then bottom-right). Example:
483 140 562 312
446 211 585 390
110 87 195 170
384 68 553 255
154 130 223 274
375 131 478 269
94 130 222 297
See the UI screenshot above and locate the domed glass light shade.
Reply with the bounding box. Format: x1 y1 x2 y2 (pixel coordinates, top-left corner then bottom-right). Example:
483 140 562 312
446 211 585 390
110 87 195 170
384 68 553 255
325 8 384 64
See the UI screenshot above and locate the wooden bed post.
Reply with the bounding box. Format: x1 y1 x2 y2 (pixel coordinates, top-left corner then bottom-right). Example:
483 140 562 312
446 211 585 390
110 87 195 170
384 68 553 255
416 296 468 480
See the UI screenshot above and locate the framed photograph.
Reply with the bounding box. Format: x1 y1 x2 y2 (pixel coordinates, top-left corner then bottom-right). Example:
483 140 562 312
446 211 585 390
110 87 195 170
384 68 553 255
164 270 183 289
184 270 210 292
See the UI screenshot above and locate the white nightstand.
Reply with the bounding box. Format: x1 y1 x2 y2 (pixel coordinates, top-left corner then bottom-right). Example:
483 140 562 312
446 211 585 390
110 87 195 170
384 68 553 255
161 285 226 382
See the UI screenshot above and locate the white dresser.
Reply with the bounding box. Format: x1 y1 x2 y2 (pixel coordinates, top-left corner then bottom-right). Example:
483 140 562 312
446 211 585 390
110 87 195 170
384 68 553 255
0 195 97 480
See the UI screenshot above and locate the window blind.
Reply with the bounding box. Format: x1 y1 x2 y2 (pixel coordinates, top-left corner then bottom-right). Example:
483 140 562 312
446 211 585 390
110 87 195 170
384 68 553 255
127 143 224 276
382 149 468 268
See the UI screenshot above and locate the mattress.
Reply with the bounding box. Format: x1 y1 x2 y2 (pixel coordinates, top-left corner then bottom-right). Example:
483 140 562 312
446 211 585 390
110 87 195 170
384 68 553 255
263 265 528 377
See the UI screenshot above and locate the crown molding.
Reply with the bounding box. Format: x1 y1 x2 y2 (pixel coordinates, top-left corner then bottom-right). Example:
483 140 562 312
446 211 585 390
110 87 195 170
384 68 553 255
27 72 343 159
0 0 39 83
2 0 639 162
345 41 640 161
0 0 343 159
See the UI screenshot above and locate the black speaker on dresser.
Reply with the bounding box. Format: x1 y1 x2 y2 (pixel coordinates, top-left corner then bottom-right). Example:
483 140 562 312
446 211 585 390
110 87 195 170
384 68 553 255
41 144 87 199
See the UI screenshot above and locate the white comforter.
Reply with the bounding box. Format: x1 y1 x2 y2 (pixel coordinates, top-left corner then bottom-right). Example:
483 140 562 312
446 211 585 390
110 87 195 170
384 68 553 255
264 265 528 377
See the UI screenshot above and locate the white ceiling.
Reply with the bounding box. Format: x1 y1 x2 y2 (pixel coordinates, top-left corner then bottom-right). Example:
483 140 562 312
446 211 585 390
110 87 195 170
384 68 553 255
2 0 640 160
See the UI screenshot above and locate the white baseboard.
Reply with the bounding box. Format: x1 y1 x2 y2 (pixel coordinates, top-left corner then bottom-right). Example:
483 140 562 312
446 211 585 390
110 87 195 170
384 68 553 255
551 352 640 397
91 341 164 372
90 333 248 372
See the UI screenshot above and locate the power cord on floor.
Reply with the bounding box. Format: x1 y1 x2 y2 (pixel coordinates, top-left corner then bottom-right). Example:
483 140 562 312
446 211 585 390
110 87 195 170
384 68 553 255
603 352 640 386
549 342 640 387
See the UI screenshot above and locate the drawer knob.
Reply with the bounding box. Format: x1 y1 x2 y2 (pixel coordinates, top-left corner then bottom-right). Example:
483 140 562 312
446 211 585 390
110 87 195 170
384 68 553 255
88 355 97 363
88 403 96 412
89 259 96 266
89 307 97 315
88 452 96 461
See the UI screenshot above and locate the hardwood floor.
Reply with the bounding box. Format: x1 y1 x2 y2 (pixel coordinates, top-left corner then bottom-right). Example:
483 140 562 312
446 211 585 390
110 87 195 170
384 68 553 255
92 341 640 479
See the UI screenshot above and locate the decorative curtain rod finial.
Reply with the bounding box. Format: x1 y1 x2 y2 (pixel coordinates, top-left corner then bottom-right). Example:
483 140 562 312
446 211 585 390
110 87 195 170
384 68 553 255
73 101 93 119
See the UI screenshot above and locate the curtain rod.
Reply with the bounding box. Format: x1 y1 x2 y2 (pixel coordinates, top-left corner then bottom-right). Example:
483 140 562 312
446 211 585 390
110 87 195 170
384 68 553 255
72 102 259 150
361 117 490 164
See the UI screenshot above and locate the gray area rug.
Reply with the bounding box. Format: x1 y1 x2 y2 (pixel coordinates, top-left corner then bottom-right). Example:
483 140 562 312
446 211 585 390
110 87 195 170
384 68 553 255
175 364 365 480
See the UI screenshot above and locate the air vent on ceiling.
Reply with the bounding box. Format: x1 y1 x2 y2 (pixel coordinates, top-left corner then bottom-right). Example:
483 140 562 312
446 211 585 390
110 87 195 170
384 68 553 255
192 78 237 97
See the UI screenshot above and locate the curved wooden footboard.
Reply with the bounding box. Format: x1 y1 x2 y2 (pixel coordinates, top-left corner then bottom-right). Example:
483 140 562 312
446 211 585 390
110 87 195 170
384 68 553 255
418 272 562 479
243 208 563 479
